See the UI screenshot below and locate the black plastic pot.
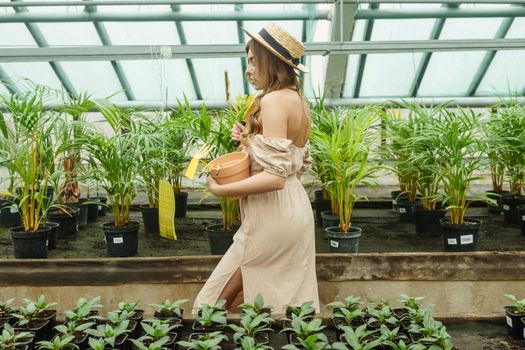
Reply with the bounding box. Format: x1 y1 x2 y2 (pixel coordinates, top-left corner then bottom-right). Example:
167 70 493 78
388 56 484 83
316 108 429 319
390 190 404 212
397 199 420 222
205 224 236 255
501 195 525 224
487 190 509 214
321 210 339 230
518 205 525 235
504 307 525 340
141 205 160 235
102 221 140 257
98 196 108 216
47 207 80 238
86 198 101 223
66 199 89 229
175 191 188 218
413 206 446 238
9 225 50 259
0 199 21 228
14 319 49 342
440 218 481 252
325 226 362 253
45 222 59 250
313 190 331 226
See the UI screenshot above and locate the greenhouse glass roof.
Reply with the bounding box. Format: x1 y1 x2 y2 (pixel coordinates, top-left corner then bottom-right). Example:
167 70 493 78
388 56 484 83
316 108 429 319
0 0 524 106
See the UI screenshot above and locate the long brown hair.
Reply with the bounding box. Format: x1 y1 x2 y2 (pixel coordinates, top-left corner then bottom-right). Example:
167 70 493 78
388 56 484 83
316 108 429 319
241 39 304 143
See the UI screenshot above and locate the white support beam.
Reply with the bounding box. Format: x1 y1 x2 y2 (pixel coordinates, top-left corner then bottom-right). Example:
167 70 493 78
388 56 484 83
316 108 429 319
2 39 525 62
323 1 357 99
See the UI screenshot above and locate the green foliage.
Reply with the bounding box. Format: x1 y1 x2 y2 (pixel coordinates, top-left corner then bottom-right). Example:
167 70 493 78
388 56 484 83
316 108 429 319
84 321 130 348
228 312 273 344
0 323 33 350
236 336 274 350
149 298 188 318
505 294 525 314
176 331 227 350
36 334 78 350
310 106 385 232
195 300 228 328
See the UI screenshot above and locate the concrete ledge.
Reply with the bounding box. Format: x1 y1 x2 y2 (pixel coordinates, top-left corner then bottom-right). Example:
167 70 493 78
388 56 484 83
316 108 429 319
1 252 523 285
0 252 522 317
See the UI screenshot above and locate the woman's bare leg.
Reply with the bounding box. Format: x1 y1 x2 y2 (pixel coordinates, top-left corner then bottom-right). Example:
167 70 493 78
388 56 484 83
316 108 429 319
229 289 244 314
218 268 243 313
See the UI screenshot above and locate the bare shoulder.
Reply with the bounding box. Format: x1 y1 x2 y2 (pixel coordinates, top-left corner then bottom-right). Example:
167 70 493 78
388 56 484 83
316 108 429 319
261 89 300 109
259 91 290 138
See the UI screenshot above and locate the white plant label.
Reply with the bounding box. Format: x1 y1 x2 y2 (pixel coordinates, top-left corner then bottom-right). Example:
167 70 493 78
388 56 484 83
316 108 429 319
98 205 102 210
10 206 17 213
523 327 525 339
506 315 512 327
113 237 124 244
330 240 339 248
399 208 407 214
46 240 49 247
460 235 474 245
503 204 510 211
393 199 397 205
522 215 525 222
447 238 457 245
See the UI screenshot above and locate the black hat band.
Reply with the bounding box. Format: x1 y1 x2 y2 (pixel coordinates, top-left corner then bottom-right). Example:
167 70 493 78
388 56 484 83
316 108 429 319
259 28 300 66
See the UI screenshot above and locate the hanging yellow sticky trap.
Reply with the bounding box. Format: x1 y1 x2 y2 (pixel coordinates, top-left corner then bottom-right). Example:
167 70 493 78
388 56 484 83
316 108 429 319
158 180 177 240
184 143 214 180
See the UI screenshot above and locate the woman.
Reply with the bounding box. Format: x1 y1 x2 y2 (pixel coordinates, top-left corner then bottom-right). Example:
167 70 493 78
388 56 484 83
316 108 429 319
192 22 319 315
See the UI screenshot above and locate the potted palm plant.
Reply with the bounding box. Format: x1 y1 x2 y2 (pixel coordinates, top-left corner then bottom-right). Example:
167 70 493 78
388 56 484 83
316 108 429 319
196 96 253 255
481 107 508 214
309 95 333 226
167 97 201 218
311 106 384 253
136 112 176 235
433 108 495 252
491 102 525 224
383 106 420 221
0 89 66 258
401 101 448 237
78 99 147 257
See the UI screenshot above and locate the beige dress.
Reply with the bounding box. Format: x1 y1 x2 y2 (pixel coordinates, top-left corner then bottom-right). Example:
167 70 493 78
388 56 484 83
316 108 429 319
192 134 320 315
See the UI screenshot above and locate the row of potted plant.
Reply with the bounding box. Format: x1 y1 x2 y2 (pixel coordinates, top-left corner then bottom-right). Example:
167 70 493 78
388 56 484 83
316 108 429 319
310 98 525 253
0 293 457 350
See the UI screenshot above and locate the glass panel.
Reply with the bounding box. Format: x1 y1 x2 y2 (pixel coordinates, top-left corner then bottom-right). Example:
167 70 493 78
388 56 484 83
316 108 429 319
477 18 525 96
342 54 360 98
98 4 171 13
37 23 101 46
23 0 84 13
58 61 125 99
304 55 327 99
119 60 195 101
104 22 180 45
183 21 238 45
418 17 504 97
360 53 424 97
0 82 10 96
0 23 37 47
192 58 244 100
1 62 62 92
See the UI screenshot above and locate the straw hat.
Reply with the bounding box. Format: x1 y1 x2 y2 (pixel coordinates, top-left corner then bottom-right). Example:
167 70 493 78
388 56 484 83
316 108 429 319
243 22 308 73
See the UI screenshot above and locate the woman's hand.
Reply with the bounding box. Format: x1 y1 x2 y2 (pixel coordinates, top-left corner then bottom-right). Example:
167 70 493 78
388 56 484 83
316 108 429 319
206 175 223 197
231 122 245 143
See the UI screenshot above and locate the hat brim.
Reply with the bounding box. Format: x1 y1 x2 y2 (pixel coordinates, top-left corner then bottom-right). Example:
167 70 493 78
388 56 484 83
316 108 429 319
243 28 309 73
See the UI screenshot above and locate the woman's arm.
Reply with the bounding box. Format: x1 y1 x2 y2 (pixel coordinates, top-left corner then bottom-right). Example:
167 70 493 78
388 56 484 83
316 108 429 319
207 92 289 198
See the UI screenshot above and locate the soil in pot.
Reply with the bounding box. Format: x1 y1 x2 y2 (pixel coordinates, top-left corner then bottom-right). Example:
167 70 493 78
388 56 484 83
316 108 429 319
320 210 339 230
205 224 237 255
9 226 50 259
505 306 525 340
325 226 362 253
47 207 80 238
141 205 160 235
501 195 525 224
440 218 481 252
518 205 525 235
102 221 140 257
413 206 446 238
191 321 225 332
175 191 188 218
14 318 49 342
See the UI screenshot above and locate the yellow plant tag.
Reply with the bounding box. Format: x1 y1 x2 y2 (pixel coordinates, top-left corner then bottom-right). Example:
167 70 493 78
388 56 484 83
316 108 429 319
158 180 177 240
184 143 214 180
